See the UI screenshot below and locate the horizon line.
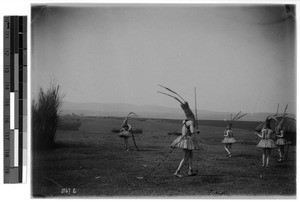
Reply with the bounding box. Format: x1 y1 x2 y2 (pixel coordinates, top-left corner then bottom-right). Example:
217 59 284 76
62 100 294 115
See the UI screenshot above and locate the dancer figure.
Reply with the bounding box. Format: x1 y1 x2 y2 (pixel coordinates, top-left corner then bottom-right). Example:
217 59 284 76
276 128 288 162
119 112 138 151
255 119 276 167
221 123 236 157
221 112 246 157
158 85 200 177
274 106 291 162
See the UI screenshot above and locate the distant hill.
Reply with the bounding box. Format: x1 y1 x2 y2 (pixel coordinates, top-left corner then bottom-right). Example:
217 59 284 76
60 101 285 122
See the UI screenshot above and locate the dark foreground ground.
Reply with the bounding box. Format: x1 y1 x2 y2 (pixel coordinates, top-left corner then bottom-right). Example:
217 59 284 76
32 117 296 198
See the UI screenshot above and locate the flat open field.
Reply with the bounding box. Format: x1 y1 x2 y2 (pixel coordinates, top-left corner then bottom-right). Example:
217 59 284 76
32 116 296 198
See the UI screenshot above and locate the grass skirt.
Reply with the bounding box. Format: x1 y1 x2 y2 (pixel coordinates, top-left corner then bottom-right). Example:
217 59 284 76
119 131 131 138
276 138 288 146
170 135 199 150
221 137 236 144
257 139 276 148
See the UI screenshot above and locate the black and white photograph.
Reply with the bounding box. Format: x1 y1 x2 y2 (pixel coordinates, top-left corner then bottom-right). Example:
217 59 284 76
30 3 296 198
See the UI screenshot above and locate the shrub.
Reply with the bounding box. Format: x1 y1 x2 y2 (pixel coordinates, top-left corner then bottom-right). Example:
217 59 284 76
32 84 64 150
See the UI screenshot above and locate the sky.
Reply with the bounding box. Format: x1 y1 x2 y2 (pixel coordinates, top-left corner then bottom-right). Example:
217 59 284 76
31 4 296 114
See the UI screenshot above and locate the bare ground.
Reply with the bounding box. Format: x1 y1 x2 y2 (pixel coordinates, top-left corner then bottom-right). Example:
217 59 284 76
32 117 296 198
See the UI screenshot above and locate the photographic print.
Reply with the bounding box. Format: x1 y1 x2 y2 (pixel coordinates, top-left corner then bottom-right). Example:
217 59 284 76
31 4 296 198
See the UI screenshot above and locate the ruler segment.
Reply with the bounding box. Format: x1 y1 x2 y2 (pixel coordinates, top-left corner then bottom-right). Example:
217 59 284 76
4 150 10 177
9 167 19 183
10 17 14 92
19 100 23 125
18 132 22 182
17 16 23 183
23 115 27 133
20 16 25 183
23 17 27 50
23 66 27 83
10 93 15 129
15 93 19 129
4 99 10 119
23 164 27 183
23 81 27 99
13 17 18 54
9 130 14 168
4 50 10 65
4 16 11 183
14 54 19 91
14 129 19 167
23 51 27 68
19 81 23 99
3 16 27 183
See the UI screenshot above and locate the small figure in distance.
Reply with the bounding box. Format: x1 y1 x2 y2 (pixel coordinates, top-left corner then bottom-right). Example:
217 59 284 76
221 112 246 157
221 123 236 157
275 128 288 162
119 112 137 151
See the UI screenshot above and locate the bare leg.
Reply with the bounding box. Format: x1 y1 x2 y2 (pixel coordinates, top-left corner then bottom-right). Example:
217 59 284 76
224 144 230 155
262 149 266 167
280 145 285 161
228 144 232 156
277 147 282 161
124 137 129 151
188 150 197 176
188 150 193 171
266 149 271 167
175 149 188 177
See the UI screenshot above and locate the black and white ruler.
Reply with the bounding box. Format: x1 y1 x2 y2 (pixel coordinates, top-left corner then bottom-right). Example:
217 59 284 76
3 16 27 183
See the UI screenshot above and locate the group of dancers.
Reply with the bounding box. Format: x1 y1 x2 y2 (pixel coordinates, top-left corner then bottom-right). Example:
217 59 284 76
118 85 291 177
255 118 290 167
223 117 289 168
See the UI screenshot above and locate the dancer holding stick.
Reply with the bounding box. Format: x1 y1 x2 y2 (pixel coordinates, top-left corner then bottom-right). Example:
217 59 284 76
119 112 139 151
222 112 246 157
274 105 289 162
158 85 200 177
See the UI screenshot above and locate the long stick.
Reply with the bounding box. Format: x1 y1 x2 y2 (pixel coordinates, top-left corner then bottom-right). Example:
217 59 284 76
283 104 288 116
137 149 174 179
131 132 140 151
276 103 279 116
285 144 289 161
194 87 198 130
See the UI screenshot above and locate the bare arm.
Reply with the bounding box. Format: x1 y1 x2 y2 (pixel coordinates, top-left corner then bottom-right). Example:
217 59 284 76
190 124 195 134
189 123 200 135
127 124 132 131
276 133 283 138
255 132 262 138
224 130 229 137
181 125 187 137
276 131 283 138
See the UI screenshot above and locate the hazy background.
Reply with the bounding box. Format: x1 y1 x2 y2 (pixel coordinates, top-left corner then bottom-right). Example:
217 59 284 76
31 4 296 118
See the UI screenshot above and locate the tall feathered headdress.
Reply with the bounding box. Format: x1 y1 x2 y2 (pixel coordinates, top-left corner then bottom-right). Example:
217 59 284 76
227 111 247 128
121 112 138 127
157 84 195 123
